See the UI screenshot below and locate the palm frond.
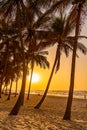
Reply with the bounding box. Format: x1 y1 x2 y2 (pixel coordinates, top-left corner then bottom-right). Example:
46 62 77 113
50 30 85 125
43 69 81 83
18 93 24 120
35 51 49 56
36 40 56 51
62 44 72 57
0 0 10 9
29 55 50 69
77 42 87 54
52 14 66 34
78 35 87 39
63 5 77 36
33 0 71 28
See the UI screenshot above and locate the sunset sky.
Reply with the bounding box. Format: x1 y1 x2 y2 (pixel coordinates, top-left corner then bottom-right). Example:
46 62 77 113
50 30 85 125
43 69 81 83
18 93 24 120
27 20 87 91
11 19 87 92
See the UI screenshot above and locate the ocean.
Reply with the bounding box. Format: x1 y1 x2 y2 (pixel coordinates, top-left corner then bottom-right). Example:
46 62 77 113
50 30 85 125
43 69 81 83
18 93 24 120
30 90 87 99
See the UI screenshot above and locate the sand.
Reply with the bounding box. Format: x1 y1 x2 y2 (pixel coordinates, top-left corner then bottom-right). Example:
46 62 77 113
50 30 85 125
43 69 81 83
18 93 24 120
0 94 87 130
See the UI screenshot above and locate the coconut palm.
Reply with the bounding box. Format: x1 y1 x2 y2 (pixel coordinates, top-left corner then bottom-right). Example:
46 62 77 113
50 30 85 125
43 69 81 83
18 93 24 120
0 0 87 116
6 62 16 100
34 8 75 109
63 0 87 120
0 15 21 97
0 0 29 115
7 0 50 115
9 0 71 115
34 4 87 109
27 49 49 100
0 19 22 98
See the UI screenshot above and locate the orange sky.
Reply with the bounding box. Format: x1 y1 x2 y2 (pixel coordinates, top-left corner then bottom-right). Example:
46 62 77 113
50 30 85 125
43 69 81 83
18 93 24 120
12 43 87 92
28 21 87 91
11 20 87 92
29 46 87 91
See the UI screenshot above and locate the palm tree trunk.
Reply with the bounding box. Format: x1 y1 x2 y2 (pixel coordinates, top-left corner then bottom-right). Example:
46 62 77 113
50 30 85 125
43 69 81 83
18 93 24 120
5 85 7 95
10 2 27 115
34 45 60 109
63 2 83 120
2 85 5 94
7 79 13 100
27 61 34 100
14 77 18 97
0 43 9 98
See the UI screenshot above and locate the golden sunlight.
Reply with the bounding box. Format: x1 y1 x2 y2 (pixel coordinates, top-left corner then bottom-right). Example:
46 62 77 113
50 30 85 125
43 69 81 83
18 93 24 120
27 73 40 83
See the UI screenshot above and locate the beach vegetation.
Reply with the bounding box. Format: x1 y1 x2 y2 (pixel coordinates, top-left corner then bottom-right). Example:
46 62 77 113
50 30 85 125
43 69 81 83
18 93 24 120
0 0 87 121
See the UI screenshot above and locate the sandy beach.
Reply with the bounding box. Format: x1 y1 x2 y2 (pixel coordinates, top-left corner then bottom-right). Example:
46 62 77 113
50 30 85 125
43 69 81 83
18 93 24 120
0 94 87 130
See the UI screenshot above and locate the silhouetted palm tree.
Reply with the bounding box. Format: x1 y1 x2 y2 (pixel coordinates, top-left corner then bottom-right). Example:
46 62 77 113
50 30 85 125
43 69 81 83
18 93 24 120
34 9 75 109
8 0 52 115
6 62 17 100
63 0 87 120
0 41 9 98
7 79 13 100
27 49 49 100
34 5 87 109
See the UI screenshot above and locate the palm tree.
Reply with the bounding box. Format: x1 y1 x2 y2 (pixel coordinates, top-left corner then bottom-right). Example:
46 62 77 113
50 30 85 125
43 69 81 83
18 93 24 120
0 41 9 98
0 0 86 116
8 0 51 115
0 0 49 115
27 50 49 100
34 4 87 109
63 0 86 120
34 10 74 109
6 61 17 100
14 73 19 97
3 77 10 95
1 0 86 116
7 79 13 100
27 61 34 100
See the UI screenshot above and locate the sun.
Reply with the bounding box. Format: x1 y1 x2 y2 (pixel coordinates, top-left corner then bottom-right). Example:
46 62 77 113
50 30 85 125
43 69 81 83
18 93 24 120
27 73 40 83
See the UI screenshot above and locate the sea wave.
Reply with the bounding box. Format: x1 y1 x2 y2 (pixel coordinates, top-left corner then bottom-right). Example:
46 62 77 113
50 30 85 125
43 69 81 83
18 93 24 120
30 90 87 99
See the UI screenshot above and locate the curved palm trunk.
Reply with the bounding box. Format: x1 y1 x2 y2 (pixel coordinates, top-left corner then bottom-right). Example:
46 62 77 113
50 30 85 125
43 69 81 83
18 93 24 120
34 45 60 109
10 2 26 115
63 2 83 120
7 79 13 100
27 62 34 100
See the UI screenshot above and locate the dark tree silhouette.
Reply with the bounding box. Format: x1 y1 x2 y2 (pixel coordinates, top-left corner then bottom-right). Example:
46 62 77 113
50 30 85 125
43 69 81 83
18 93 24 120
63 0 86 120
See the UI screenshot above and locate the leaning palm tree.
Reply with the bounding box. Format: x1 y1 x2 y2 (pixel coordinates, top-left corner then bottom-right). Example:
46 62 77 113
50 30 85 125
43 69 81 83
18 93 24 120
0 0 72 100
8 0 52 115
34 9 74 109
0 0 49 115
63 0 87 120
34 4 87 109
0 0 73 115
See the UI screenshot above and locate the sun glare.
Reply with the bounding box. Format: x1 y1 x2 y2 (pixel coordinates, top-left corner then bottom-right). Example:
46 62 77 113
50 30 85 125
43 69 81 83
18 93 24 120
27 73 40 83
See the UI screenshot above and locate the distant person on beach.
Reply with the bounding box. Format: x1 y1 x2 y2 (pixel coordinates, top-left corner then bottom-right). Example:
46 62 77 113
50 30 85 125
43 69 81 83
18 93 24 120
84 94 86 99
84 95 87 109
